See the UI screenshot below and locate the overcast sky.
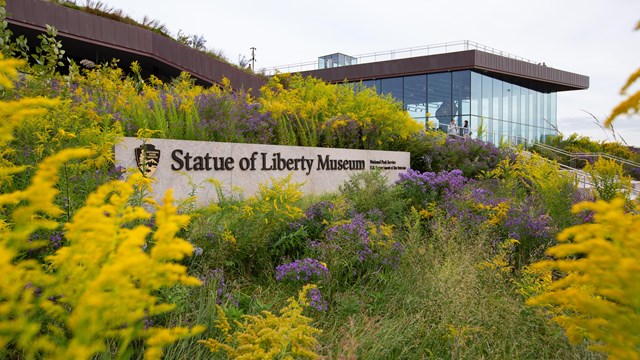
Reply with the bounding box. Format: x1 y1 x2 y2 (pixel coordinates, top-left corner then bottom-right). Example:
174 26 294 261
99 0 640 145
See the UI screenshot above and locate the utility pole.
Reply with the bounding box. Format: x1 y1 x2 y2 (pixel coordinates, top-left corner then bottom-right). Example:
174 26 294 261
250 47 257 71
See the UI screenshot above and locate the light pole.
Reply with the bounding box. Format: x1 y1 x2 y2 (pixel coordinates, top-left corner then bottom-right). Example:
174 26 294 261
250 47 257 71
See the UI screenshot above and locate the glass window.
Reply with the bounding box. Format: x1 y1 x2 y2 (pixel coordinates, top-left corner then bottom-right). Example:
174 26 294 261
471 72 481 116
361 79 380 94
520 87 527 140
502 82 511 123
550 92 557 127
528 89 533 127
428 72 452 129
452 71 471 117
471 115 486 140
404 75 427 120
537 92 544 130
490 119 499 144
528 90 534 142
492 79 502 134
481 75 491 120
518 88 529 139
543 93 550 132
380 77 403 103
511 85 520 140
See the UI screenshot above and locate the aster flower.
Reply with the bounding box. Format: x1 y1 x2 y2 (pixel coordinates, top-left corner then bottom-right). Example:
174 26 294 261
275 258 329 284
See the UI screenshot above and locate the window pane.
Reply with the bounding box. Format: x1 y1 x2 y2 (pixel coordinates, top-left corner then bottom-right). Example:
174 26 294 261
361 79 380 94
512 85 520 140
493 79 502 135
429 72 452 129
482 75 491 119
404 75 427 120
453 70 471 116
550 92 557 127
537 92 544 130
471 71 481 116
380 77 403 103
521 87 528 140
543 93 549 133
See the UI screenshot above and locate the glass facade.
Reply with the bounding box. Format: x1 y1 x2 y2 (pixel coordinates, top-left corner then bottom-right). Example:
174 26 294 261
359 70 558 144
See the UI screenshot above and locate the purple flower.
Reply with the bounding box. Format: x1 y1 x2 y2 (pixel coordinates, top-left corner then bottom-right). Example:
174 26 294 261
144 315 153 330
313 213 404 276
198 269 238 306
306 287 328 312
397 168 468 205
49 231 63 250
275 258 329 283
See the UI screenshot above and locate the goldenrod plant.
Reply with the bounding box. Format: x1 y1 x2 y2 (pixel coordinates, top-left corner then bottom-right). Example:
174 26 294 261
527 199 640 359
259 74 423 149
199 284 321 359
0 55 203 359
519 153 580 227
523 24 640 358
234 174 304 273
583 156 632 201
0 57 59 186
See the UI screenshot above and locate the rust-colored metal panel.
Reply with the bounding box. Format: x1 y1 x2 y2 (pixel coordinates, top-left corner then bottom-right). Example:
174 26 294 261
33 1 47 27
302 51 476 83
303 49 588 93
472 51 588 91
5 0 266 93
53 6 67 33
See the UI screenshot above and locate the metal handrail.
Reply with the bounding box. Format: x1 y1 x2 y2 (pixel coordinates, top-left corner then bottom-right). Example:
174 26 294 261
530 142 640 169
572 152 640 168
501 136 640 199
454 129 640 198
467 131 640 171
519 148 640 199
264 40 540 76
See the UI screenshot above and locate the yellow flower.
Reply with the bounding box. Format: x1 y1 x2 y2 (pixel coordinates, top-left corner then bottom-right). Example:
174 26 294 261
527 198 640 359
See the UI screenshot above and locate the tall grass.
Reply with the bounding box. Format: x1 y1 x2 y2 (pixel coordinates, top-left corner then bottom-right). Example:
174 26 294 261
316 212 600 359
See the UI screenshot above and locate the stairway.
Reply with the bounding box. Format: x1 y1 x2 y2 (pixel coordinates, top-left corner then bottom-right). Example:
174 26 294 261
524 141 640 200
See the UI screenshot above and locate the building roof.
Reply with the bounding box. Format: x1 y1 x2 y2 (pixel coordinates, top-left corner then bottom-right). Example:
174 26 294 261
300 49 589 93
5 0 266 93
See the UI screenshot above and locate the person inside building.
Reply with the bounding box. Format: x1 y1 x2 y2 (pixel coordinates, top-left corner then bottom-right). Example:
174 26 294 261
447 119 458 136
461 120 470 137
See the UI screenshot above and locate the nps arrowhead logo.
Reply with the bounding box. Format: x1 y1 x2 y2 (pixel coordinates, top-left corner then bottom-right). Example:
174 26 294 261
135 144 161 177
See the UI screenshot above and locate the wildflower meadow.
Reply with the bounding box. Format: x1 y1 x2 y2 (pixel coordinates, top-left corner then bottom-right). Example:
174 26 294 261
0 13 639 359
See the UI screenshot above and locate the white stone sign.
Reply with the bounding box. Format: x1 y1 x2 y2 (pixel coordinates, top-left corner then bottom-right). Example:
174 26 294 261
115 137 410 205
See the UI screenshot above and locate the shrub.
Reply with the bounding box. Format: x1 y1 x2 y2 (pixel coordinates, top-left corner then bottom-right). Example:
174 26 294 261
527 199 640 359
443 180 556 268
0 56 202 359
483 153 582 229
275 258 329 285
199 285 322 359
339 169 406 224
187 175 305 276
388 130 446 172
427 137 507 178
259 74 423 149
396 168 468 208
308 212 404 284
195 88 277 144
583 156 633 201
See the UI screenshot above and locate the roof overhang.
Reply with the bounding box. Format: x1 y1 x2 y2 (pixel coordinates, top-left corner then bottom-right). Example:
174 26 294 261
300 50 589 93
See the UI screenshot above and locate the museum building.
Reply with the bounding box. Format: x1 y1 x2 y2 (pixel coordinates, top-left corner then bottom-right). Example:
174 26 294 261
294 44 589 144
